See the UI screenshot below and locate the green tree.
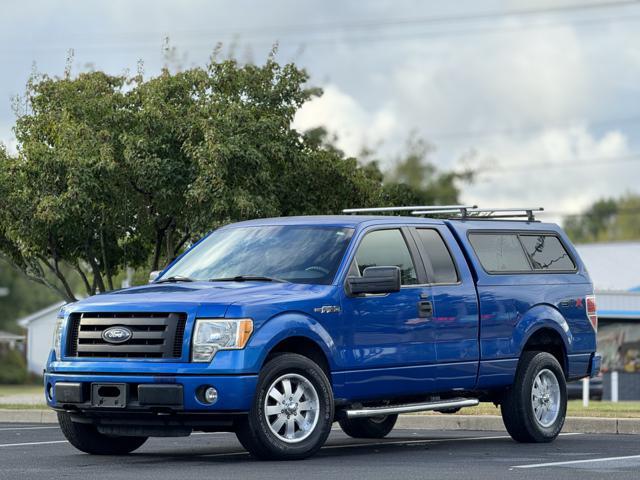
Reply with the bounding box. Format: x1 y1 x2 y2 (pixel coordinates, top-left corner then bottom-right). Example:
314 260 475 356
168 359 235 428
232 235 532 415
564 195 640 243
0 54 472 304
0 55 381 301
384 135 473 205
0 259 63 333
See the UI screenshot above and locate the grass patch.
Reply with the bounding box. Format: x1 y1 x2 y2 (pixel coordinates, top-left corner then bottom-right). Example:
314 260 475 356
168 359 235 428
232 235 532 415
0 384 43 397
422 400 640 418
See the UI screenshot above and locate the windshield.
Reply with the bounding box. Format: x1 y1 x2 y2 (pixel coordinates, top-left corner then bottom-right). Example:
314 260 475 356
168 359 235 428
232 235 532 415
161 225 354 285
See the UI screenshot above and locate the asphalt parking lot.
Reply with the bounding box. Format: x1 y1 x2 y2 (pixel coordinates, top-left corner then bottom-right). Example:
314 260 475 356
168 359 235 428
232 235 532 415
0 423 638 480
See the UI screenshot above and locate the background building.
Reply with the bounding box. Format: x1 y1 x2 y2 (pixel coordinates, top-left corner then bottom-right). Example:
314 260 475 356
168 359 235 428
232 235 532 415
18 302 65 375
576 242 640 400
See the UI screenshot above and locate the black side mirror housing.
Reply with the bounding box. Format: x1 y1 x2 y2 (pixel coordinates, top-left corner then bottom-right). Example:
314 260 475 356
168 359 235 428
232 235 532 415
347 266 401 296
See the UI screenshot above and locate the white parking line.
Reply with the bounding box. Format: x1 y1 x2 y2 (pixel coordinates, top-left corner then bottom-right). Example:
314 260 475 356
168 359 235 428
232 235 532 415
191 432 233 436
0 426 59 432
0 440 68 448
513 454 640 469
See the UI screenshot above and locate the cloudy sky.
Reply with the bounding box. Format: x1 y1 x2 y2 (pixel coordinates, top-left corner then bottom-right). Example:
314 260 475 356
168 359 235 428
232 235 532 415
2 0 640 223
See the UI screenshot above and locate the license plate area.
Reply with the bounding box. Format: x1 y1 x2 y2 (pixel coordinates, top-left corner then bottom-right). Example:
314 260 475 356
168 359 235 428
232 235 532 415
91 383 128 408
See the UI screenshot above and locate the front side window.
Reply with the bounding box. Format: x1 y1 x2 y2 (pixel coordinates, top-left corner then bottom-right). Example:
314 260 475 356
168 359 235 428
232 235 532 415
351 229 418 285
469 233 530 272
162 225 354 285
520 234 575 271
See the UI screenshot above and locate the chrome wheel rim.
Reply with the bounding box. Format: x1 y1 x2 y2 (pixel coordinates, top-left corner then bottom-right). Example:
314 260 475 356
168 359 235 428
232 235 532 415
264 373 320 443
531 368 561 428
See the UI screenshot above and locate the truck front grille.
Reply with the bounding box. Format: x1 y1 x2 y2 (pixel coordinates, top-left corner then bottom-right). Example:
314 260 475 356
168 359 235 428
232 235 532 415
66 312 187 359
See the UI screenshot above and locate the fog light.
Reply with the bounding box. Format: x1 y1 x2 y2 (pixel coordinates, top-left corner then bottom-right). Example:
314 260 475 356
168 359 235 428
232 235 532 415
204 387 218 404
46 383 53 402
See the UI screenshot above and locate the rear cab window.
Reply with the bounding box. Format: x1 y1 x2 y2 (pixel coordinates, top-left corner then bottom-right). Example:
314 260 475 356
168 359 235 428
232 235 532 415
468 231 576 274
415 228 459 284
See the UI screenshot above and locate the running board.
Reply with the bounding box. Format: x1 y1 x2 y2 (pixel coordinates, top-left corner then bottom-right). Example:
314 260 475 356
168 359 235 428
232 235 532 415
345 398 479 419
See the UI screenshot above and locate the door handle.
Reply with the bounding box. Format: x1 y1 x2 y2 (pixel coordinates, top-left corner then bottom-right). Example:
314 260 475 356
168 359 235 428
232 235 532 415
418 300 433 318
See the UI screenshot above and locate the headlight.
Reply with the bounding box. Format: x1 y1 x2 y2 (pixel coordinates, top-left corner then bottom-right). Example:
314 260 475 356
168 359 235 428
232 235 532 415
52 315 65 360
191 318 253 362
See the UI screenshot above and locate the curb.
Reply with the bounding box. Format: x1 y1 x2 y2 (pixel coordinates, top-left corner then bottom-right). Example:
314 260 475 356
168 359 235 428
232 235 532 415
398 414 640 434
0 409 57 423
1 410 639 434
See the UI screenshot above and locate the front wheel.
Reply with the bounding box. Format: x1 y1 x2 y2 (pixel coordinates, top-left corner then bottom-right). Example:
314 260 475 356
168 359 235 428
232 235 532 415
501 351 567 443
235 353 334 460
58 412 148 455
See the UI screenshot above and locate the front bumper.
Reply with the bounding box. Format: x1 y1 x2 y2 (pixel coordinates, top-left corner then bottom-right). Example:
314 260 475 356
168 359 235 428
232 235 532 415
44 372 258 412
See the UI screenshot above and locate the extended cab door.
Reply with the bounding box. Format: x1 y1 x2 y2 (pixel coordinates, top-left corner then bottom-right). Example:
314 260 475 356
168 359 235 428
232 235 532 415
410 226 480 390
340 226 438 400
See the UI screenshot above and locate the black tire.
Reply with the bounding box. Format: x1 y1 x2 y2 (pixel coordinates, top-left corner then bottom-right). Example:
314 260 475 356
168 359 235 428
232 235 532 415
501 351 567 443
338 414 398 439
235 353 334 460
435 407 461 414
58 412 148 455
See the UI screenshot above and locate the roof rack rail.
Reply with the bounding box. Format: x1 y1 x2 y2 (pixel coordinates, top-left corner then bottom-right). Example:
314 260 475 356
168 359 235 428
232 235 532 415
411 207 544 222
342 205 477 215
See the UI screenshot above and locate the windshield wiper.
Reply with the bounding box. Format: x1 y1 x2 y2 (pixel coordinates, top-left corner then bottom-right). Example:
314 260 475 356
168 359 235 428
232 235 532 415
209 275 289 283
156 275 194 284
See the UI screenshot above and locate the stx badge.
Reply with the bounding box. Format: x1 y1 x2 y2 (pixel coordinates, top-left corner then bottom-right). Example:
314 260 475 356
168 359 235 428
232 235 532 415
313 305 341 314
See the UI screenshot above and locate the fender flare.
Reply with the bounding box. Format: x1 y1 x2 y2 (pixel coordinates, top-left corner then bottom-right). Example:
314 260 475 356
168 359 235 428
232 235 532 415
514 303 573 358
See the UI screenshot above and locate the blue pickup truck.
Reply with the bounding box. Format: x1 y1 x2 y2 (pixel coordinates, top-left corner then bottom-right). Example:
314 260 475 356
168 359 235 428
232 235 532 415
45 206 600 460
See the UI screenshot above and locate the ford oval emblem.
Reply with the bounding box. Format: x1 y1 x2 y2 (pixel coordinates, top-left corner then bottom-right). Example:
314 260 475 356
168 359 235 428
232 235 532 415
102 326 133 344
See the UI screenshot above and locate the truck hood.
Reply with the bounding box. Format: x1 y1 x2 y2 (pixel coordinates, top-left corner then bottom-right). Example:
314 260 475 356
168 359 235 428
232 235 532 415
65 281 333 316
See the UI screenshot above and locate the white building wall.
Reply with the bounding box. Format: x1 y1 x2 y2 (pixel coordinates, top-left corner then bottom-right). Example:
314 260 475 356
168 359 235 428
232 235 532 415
25 314 57 375
19 303 65 375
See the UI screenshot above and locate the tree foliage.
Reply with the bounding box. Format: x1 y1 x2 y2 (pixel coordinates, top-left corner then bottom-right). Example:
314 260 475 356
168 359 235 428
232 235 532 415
0 54 469 302
564 195 640 243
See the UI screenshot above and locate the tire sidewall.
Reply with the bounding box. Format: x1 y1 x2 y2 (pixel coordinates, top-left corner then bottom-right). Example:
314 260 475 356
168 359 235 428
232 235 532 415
251 354 334 458
521 353 567 440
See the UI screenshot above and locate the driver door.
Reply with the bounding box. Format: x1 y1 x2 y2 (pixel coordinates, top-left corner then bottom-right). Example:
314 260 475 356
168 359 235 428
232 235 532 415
340 227 437 400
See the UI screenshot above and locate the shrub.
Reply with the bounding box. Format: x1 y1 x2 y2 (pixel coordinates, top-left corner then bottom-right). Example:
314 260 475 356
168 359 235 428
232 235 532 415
0 349 28 384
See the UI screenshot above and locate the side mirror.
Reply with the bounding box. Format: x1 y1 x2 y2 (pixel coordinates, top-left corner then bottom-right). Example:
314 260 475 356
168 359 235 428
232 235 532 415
347 266 401 296
149 271 160 283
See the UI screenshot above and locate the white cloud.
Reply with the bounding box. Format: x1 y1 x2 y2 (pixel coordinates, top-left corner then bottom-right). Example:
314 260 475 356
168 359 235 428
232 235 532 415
463 126 633 222
3 1 640 220
293 84 398 157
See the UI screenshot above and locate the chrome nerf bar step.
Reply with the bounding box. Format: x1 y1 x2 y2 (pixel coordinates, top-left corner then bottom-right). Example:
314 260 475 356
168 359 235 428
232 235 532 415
345 398 479 419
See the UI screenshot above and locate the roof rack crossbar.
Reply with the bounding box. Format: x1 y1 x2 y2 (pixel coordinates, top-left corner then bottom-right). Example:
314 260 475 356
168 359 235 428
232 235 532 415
412 207 544 222
342 205 476 214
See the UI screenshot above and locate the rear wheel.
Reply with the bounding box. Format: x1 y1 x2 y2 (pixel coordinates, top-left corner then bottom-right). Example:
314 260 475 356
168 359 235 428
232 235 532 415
501 351 567 443
235 353 334 460
58 412 147 455
338 414 398 439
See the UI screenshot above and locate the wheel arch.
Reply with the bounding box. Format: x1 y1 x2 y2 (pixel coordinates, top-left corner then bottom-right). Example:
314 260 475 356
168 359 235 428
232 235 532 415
252 312 338 377
264 337 332 378
515 303 572 375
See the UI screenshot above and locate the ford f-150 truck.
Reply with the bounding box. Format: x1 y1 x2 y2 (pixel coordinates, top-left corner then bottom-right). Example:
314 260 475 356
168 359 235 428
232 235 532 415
45 205 600 460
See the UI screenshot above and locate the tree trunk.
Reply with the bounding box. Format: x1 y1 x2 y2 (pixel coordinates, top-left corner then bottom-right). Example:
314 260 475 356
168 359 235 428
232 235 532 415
99 227 114 291
152 229 165 272
36 254 77 302
85 247 106 293
74 261 93 297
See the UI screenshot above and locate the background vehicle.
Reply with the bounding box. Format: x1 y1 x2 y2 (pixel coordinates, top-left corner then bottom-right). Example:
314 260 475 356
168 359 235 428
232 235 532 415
567 375 603 400
45 205 600 460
